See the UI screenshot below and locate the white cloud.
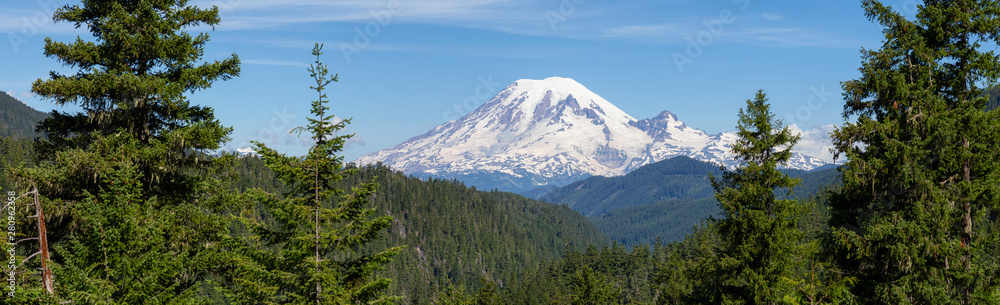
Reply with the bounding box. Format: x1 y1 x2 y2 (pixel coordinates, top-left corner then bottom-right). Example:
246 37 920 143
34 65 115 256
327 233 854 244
787 124 837 162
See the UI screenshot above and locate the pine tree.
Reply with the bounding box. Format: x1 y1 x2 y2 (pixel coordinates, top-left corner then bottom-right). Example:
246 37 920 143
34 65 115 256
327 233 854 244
9 0 242 303
236 43 401 304
699 90 806 304
829 0 1000 303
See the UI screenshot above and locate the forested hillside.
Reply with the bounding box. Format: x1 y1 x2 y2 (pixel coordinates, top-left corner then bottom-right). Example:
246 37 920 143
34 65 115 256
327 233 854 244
591 197 719 246
228 157 609 303
0 92 43 190
0 137 33 190
539 156 842 246
540 156 721 217
984 86 1000 110
0 91 47 138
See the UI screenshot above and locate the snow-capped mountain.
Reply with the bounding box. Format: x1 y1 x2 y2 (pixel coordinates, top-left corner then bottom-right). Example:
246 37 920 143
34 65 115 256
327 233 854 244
355 77 831 192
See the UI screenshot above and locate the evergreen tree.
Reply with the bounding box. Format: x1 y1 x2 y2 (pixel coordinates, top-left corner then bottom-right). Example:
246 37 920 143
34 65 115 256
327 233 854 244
30 0 238 196
829 0 1000 303
699 90 806 304
9 0 241 302
236 43 401 304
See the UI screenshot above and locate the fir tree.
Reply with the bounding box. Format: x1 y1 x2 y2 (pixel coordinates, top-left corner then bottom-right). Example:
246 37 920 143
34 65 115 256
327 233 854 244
237 43 401 304
10 0 241 302
699 90 807 304
829 0 1000 303
30 0 239 197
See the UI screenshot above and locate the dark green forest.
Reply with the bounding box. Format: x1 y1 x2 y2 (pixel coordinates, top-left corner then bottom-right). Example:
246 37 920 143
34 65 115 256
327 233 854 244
2 0 1000 304
228 157 609 303
542 156 841 246
0 91 48 138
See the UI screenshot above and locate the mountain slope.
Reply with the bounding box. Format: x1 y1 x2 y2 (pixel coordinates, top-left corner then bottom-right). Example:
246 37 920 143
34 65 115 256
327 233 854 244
228 159 609 303
542 156 842 217
539 156 720 217
539 156 842 245
0 90 48 138
356 77 832 193
590 197 720 245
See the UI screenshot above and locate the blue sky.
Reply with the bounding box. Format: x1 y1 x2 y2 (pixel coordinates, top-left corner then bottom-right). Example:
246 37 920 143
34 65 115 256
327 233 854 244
2 0 913 160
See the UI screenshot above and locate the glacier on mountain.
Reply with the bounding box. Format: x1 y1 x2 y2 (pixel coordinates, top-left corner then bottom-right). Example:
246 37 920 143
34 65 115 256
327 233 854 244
356 77 834 192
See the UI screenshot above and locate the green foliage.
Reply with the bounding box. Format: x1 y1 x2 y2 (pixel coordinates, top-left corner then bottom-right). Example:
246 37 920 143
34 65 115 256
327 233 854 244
34 132 233 303
30 0 238 187
230 44 401 304
697 90 807 304
224 156 609 304
983 86 1000 111
829 1 1000 303
565 266 621 305
433 281 476 305
503 243 644 305
546 155 840 247
0 137 34 190
7 0 243 303
590 197 720 246
344 165 609 304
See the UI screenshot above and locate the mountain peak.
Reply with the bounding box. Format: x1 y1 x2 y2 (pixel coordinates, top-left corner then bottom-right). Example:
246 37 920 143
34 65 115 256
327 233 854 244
356 77 834 192
511 76 586 91
653 110 679 121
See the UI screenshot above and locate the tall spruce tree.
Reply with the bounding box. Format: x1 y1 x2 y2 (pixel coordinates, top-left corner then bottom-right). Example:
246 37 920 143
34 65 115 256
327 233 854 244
9 0 241 302
30 0 238 198
698 90 806 304
238 43 401 304
829 0 1000 303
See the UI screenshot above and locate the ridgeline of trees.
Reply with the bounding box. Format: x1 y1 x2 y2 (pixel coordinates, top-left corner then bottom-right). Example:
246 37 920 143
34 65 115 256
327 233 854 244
540 156 720 217
0 91 48 138
2 0 1000 304
543 156 840 247
228 156 609 304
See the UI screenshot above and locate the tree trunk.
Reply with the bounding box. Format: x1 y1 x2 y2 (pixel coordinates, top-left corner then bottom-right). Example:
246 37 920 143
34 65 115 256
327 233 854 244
32 186 54 295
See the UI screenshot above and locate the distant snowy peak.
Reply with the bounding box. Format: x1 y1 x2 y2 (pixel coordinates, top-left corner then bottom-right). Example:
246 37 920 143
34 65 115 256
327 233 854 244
355 77 835 192
630 110 708 143
220 146 260 157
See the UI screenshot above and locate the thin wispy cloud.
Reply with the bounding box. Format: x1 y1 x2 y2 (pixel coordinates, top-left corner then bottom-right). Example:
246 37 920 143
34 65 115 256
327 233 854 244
761 13 783 21
730 27 855 48
192 0 542 31
242 59 311 67
600 24 688 40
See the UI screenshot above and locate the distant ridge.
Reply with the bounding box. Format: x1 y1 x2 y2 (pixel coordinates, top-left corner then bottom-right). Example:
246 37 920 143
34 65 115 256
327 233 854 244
0 90 48 138
540 156 842 245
